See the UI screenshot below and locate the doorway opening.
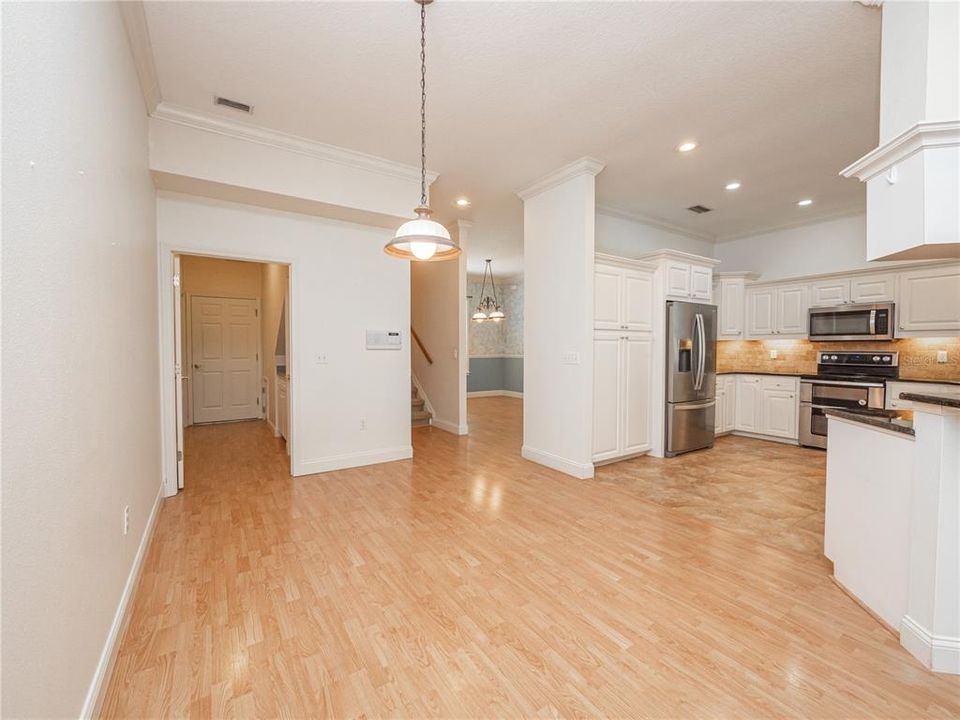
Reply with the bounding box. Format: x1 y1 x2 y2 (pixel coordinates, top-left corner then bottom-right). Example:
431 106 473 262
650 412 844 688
173 253 291 492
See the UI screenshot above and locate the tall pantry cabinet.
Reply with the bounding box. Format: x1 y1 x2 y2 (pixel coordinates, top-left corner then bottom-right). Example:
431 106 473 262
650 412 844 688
592 257 655 462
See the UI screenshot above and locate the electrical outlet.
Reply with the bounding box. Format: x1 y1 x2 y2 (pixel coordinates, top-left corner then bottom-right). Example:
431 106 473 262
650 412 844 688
360 417 366 431
123 505 130 536
937 350 948 363
769 349 778 359
316 353 328 364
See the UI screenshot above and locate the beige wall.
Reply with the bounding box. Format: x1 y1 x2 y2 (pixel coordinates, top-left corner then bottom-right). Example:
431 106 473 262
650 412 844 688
410 223 468 434
261 263 289 429
180 255 263 424
1 3 162 716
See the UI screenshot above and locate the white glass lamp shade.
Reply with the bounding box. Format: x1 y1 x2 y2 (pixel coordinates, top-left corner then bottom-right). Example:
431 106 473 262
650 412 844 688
488 308 505 321
471 311 488 322
384 206 461 261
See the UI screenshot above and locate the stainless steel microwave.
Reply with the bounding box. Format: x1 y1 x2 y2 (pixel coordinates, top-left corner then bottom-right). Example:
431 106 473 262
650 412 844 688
808 303 895 341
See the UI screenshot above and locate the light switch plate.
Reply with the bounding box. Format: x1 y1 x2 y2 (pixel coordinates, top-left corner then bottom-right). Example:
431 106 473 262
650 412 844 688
561 351 581 365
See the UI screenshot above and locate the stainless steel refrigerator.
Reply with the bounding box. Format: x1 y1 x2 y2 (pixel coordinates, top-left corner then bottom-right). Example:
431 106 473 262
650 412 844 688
665 301 717 457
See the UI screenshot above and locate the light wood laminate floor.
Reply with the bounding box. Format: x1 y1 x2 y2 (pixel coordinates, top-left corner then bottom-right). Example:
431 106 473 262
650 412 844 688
101 397 959 718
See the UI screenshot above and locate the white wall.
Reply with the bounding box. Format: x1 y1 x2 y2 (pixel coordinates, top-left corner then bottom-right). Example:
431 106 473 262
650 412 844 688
522 170 598 479
410 222 468 435
261 263 289 429
1 3 162 717
158 192 412 481
712 214 903 281
596 211 715 259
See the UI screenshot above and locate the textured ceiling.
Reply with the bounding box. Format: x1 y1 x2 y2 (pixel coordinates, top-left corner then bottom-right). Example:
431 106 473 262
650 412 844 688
141 1 881 273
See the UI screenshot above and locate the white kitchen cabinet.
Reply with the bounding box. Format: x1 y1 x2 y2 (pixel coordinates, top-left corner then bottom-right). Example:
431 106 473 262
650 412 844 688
746 288 776 337
715 375 737 435
592 333 621 460
594 263 653 332
735 375 762 432
851 273 896 303
594 267 622 330
747 285 808 338
886 381 960 411
777 284 809 335
715 275 751 339
665 261 713 301
810 279 850 306
691 266 712 300
759 376 799 440
592 331 652 462
897 265 960 334
621 335 653 455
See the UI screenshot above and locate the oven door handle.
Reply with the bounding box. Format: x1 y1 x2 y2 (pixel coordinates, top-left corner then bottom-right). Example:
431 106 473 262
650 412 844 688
801 378 885 388
802 403 871 411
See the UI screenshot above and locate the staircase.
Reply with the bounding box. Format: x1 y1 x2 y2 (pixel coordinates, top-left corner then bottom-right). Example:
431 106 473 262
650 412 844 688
412 383 432 427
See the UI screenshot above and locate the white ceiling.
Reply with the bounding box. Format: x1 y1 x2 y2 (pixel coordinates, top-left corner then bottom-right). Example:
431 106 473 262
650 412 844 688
140 1 881 274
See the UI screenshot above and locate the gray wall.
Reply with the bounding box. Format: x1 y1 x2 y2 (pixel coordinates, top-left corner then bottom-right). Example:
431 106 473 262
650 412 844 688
468 357 523 393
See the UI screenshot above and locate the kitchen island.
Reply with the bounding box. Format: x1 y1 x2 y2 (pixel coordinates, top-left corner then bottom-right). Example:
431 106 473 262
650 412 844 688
823 393 959 674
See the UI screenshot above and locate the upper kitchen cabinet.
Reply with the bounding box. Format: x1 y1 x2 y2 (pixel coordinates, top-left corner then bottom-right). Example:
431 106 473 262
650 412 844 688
897 265 960 334
746 284 808 338
810 278 850 306
594 255 654 332
636 250 719 303
851 273 897 303
714 272 757 339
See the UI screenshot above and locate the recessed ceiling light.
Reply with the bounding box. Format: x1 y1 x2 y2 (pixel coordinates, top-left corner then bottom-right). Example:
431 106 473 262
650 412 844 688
456 198 471 207
725 181 741 191
677 141 698 153
797 199 813 207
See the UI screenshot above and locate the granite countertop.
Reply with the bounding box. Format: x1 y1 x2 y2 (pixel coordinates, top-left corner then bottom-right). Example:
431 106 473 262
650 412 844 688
899 392 960 409
717 370 801 377
825 408 916 436
895 377 960 386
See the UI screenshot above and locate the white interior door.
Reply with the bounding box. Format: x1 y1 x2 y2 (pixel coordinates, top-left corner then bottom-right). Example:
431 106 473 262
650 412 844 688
191 296 260 423
173 256 184 489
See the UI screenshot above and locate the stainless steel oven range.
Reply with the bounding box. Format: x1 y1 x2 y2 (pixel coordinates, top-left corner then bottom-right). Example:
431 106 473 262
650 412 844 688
799 351 898 449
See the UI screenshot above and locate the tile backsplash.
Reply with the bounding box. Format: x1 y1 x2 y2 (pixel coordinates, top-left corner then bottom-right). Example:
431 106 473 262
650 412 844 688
717 337 960 380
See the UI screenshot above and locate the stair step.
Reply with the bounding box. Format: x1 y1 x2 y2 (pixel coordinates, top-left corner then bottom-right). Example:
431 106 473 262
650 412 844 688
412 409 432 423
411 397 425 410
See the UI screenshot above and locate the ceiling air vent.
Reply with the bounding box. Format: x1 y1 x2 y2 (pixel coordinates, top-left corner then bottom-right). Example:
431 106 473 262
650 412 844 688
214 96 253 114
687 205 713 214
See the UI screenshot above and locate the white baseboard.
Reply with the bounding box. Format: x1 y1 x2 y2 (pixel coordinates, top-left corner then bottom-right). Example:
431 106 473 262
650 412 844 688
266 416 278 437
81 483 164 719
296 446 413 475
431 418 469 435
731 430 799 446
901 615 960 674
522 445 594 479
468 390 523 399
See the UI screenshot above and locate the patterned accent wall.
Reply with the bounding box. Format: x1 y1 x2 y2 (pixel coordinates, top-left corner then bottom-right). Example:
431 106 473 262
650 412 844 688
468 279 523 357
717 336 960 381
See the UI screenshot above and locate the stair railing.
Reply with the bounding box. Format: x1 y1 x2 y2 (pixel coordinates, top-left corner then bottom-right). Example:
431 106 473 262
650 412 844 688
411 327 433 365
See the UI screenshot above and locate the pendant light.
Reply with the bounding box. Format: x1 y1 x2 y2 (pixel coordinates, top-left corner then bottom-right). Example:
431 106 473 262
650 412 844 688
472 259 505 323
384 0 461 262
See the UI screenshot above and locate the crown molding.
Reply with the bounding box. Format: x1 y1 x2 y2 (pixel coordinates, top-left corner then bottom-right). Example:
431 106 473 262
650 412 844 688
713 207 866 244
596 204 717 242
119 1 161 114
151 102 438 186
840 120 960 181
635 248 721 266
515 157 605 201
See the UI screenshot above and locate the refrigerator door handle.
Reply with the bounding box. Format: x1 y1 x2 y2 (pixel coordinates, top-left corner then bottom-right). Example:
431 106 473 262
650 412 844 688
674 399 716 410
694 313 705 390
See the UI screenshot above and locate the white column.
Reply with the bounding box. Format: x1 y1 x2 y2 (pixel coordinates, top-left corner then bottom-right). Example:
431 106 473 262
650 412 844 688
841 1 959 260
517 158 604 479
901 401 960 674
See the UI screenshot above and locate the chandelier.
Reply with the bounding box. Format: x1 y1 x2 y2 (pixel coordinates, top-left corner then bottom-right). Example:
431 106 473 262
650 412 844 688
472 259 505 322
383 0 461 262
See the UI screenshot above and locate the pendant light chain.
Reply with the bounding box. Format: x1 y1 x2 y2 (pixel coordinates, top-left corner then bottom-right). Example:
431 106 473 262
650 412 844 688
419 0 427 207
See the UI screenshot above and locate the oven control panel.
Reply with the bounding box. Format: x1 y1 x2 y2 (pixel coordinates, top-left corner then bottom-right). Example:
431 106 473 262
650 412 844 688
818 351 899 367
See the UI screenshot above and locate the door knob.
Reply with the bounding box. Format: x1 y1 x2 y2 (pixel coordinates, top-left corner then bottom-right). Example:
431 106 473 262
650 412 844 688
193 363 201 369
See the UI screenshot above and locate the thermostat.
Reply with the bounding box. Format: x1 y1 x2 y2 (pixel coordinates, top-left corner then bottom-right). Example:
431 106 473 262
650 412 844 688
366 330 402 350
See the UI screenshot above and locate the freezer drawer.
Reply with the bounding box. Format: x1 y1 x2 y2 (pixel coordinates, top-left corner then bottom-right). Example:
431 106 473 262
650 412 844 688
666 399 717 456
